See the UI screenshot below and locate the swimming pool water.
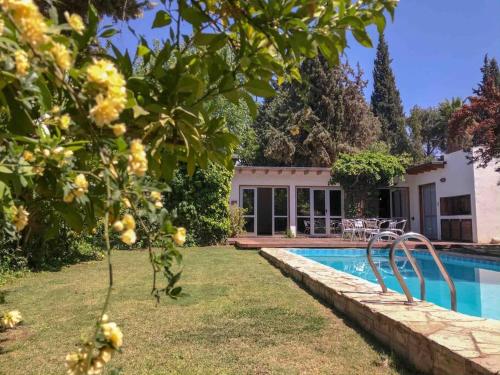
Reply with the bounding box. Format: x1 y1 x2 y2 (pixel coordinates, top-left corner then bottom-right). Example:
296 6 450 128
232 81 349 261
290 248 500 320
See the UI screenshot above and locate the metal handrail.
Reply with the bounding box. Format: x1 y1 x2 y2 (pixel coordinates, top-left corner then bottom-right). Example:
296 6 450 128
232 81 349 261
390 232 457 311
367 232 425 302
366 231 400 293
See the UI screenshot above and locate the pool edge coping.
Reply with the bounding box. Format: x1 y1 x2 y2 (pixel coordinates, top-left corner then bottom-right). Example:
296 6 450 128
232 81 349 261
260 247 500 375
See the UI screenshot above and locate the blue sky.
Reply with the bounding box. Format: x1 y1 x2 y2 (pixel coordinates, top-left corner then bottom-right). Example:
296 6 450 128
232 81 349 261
108 0 500 114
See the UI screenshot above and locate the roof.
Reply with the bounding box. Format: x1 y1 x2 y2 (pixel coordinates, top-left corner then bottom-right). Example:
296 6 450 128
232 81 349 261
234 165 331 175
406 161 446 175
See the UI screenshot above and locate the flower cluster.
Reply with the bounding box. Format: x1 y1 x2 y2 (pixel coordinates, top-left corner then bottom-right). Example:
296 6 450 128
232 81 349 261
65 315 122 375
64 11 85 35
87 59 127 128
172 227 186 246
1 0 48 48
64 174 89 203
12 205 29 232
14 50 29 76
50 43 72 72
1 310 22 329
112 214 137 245
127 139 148 177
150 191 163 208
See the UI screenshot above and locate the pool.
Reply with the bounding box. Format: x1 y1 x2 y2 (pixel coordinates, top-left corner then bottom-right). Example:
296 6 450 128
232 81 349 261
290 248 500 320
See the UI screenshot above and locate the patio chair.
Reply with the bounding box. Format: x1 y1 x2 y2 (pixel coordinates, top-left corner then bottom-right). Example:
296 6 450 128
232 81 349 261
341 219 355 240
364 218 381 240
352 219 366 241
387 220 407 236
303 220 311 235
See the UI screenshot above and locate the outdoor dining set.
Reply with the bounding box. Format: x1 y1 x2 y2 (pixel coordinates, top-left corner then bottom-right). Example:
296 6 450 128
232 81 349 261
336 218 407 241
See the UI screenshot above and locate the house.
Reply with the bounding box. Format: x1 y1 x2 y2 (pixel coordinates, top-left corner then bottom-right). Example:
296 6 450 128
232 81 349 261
229 149 500 243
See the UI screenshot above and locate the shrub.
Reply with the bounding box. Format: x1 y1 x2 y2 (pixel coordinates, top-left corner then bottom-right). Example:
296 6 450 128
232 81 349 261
166 164 232 246
229 204 246 237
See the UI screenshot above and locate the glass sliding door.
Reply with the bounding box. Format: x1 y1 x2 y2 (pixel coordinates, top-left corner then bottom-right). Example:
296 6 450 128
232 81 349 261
296 188 343 236
273 188 288 234
296 188 311 235
312 189 326 235
240 188 256 235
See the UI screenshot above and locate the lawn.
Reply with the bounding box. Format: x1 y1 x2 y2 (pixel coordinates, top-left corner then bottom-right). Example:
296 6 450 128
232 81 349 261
0 247 417 374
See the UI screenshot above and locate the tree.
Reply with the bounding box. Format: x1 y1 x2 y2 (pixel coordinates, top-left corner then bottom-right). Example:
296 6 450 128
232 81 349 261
0 0 398 373
407 98 462 160
253 58 381 167
371 33 410 154
474 55 500 96
35 0 152 20
331 148 409 217
449 78 500 171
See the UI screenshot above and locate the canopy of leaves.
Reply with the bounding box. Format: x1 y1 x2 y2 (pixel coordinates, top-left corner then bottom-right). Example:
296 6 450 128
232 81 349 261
252 58 381 167
407 97 462 160
474 55 500 96
35 0 151 20
371 33 410 155
448 78 500 171
331 149 408 189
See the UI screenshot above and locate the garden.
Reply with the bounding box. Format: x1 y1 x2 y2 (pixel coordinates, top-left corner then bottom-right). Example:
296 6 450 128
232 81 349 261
0 0 498 374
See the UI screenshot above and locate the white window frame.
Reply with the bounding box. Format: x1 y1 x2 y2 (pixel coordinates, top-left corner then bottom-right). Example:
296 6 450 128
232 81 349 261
296 187 343 236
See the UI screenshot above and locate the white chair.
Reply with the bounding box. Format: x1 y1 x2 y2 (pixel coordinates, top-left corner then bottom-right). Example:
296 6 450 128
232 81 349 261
352 219 366 241
341 219 355 240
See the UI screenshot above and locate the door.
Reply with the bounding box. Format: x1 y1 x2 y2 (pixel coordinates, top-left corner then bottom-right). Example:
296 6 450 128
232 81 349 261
312 189 326 235
420 183 438 239
257 188 273 235
241 188 256 235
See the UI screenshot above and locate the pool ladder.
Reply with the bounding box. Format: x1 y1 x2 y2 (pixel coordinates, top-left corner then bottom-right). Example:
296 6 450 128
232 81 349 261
366 231 457 311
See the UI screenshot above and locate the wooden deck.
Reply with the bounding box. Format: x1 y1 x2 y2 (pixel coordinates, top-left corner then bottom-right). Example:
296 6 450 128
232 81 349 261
228 236 500 256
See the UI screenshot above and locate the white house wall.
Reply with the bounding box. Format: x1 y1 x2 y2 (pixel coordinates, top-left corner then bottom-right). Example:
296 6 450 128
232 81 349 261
472 156 500 243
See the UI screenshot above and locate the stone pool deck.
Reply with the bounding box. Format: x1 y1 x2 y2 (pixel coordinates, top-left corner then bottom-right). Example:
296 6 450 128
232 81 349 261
260 248 500 375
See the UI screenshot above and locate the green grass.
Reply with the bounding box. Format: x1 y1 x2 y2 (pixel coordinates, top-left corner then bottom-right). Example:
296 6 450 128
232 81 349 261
0 247 417 374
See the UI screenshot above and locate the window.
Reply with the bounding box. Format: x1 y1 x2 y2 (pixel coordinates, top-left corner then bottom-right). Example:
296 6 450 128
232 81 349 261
296 188 310 234
440 195 471 216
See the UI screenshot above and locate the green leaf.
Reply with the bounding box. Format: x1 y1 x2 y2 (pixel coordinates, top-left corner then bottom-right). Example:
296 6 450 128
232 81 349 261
152 10 172 28
100 28 119 38
244 79 275 98
338 15 365 30
54 203 84 232
137 44 150 57
352 29 373 48
179 5 210 27
5 89 33 135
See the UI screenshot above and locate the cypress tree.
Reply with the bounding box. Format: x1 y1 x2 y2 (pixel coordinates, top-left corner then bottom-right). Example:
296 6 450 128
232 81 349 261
370 33 410 154
474 55 500 95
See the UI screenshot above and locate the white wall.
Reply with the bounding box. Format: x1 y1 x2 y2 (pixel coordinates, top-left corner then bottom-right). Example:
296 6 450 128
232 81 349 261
472 157 500 243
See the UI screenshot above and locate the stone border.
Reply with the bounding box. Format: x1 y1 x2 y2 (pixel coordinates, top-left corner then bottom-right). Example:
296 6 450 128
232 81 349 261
260 248 500 375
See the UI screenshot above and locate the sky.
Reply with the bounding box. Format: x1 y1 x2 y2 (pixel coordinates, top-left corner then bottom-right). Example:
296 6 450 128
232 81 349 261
109 0 500 114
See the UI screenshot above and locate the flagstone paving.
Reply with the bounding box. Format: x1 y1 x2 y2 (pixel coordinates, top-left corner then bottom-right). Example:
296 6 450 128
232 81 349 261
261 248 500 375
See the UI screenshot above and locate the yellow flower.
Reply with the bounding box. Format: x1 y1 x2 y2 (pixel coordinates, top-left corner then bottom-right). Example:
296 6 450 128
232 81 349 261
14 50 29 76
122 197 131 208
98 347 113 363
22 150 34 162
50 42 72 71
173 227 186 246
65 348 89 375
111 123 126 137
154 201 163 209
12 205 29 232
0 19 4 36
86 59 120 87
90 94 124 127
290 126 300 136
101 321 123 349
1 310 22 329
150 191 162 201
64 11 85 35
112 220 124 232
122 214 135 230
59 114 71 130
64 149 74 158
73 174 89 197
63 192 74 203
121 229 136 245
127 139 148 176
3 0 49 48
